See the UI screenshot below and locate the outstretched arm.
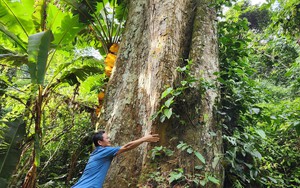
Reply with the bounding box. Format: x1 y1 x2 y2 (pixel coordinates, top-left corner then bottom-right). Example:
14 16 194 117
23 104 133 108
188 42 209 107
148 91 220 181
116 133 160 155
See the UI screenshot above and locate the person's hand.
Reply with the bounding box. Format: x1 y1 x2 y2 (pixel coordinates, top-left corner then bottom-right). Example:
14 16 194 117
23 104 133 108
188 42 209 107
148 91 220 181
143 133 160 143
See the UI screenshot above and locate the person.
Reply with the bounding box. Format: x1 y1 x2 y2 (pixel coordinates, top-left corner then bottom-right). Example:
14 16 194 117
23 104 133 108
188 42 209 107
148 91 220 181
72 130 160 188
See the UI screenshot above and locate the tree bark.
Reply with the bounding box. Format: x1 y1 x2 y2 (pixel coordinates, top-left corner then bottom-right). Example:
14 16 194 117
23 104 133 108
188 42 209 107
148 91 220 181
99 0 223 187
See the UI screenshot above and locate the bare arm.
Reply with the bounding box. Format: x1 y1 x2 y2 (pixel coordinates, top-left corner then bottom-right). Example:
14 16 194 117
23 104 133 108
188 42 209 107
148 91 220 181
116 133 159 155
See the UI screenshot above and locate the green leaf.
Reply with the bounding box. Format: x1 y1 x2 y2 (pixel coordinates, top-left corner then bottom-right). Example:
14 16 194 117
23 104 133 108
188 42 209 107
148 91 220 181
0 53 27 66
0 78 9 96
66 0 102 24
0 118 26 187
181 145 189 151
0 0 35 41
60 65 103 86
164 97 174 107
161 87 173 99
187 148 193 154
212 156 220 169
293 121 300 135
159 114 166 122
251 107 260 114
168 170 183 183
268 176 277 183
0 24 26 52
194 151 206 164
163 108 172 119
195 165 204 170
200 179 208 186
151 112 159 121
176 66 187 72
27 30 54 85
255 129 266 139
207 175 220 185
181 80 187 86
170 173 182 181
52 14 83 45
176 141 186 149
251 150 262 159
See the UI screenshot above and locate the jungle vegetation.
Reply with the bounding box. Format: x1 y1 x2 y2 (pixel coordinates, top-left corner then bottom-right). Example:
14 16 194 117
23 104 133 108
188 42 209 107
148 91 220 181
0 0 299 187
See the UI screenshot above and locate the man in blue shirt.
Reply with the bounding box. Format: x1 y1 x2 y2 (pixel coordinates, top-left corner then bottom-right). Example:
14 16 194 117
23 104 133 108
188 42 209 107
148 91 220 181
72 130 160 188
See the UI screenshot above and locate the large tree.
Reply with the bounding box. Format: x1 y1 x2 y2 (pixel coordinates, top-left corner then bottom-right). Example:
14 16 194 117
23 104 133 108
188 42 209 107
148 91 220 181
98 0 223 187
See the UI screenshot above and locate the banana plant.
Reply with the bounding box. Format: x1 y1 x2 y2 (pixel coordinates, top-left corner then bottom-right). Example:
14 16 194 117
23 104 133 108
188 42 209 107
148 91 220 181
0 0 85 187
0 0 126 186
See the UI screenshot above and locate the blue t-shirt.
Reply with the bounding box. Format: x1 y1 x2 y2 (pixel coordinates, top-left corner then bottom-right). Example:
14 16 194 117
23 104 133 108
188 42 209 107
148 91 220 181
72 146 121 188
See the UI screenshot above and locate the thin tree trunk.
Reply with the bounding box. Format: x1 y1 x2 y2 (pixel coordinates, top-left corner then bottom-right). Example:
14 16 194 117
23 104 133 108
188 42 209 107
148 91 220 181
22 157 37 188
22 87 43 188
99 0 223 187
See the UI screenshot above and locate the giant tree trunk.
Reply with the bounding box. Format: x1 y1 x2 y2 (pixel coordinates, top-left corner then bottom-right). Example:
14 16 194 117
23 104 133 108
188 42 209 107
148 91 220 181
99 0 223 187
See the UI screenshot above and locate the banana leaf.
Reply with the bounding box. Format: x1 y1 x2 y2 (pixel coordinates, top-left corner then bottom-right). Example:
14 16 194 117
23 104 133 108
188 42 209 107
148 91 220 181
0 24 27 52
27 30 54 85
0 0 35 42
0 117 26 188
0 53 28 66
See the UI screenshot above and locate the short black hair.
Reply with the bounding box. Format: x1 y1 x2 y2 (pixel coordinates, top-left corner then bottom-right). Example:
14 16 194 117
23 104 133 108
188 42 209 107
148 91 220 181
93 130 105 147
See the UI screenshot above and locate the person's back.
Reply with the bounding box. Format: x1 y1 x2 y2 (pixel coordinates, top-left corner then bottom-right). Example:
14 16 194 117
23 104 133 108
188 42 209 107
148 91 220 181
72 146 120 188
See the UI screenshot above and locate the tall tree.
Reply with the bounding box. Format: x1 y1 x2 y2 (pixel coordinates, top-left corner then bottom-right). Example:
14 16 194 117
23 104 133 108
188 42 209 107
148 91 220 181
98 0 223 187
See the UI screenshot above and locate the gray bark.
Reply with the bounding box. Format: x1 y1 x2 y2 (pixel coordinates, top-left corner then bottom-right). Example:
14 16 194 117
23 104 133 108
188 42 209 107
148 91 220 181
98 0 223 187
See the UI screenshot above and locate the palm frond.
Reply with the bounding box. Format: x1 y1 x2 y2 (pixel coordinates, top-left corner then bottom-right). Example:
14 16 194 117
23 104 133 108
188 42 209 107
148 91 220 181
60 64 104 86
63 0 127 52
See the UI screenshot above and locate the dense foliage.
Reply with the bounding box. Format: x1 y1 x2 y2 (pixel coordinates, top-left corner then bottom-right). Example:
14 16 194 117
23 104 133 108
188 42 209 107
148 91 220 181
0 0 299 187
0 0 125 187
219 0 300 187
